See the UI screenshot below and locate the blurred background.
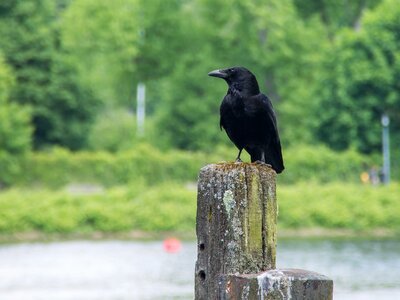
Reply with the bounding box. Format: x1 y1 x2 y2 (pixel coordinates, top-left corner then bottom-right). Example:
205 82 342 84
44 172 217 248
0 0 399 299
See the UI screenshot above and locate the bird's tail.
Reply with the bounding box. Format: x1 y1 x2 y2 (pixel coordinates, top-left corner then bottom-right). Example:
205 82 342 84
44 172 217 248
265 142 284 174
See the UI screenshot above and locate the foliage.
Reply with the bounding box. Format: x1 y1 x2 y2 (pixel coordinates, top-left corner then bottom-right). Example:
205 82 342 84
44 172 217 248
87 109 138 152
61 0 185 107
61 0 140 107
0 0 98 150
294 0 382 30
0 53 13 102
313 0 400 153
153 52 226 150
0 184 196 233
16 144 208 188
0 182 398 234
278 182 400 230
279 144 369 184
45 53 99 149
0 53 32 186
0 104 32 186
10 143 374 188
0 0 53 148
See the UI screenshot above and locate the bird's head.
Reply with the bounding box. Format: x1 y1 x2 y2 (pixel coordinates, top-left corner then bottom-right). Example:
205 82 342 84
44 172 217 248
208 66 260 96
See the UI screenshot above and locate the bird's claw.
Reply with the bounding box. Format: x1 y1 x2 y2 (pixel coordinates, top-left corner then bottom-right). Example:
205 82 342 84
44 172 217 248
254 160 272 168
235 158 243 163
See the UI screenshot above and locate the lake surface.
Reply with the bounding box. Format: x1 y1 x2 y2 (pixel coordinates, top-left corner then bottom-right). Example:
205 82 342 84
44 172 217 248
0 239 399 299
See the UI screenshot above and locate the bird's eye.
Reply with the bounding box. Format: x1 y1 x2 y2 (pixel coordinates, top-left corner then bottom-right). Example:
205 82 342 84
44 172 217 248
229 68 235 73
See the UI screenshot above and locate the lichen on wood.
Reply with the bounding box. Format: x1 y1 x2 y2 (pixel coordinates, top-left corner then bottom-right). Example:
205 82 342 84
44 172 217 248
195 162 277 300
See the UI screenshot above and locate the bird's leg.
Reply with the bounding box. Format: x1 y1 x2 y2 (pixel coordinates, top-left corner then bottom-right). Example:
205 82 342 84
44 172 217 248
254 151 271 167
235 149 243 162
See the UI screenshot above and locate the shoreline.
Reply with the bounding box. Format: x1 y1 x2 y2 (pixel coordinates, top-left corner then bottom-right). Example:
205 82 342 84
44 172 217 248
0 228 398 244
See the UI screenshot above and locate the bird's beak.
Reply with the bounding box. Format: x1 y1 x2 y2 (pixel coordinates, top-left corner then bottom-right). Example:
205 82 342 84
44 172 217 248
208 69 227 79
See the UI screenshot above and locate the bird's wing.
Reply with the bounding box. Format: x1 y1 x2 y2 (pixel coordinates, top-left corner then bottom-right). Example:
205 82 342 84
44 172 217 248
246 94 278 133
247 93 284 173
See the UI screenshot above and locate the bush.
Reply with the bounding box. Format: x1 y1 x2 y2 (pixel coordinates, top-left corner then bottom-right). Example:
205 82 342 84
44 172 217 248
278 183 400 230
13 143 376 188
279 144 370 184
17 144 209 188
0 183 196 233
0 183 398 234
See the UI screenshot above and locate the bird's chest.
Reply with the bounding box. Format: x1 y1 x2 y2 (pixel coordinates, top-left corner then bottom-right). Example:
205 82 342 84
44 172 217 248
222 107 257 138
222 102 267 146
224 104 259 128
223 105 246 126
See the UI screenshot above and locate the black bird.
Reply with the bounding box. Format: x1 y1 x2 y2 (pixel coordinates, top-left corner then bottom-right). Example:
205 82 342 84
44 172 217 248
208 66 284 173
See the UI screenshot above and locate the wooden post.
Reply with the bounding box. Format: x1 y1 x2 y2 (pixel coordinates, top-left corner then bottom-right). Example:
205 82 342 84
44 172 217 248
219 269 333 299
195 163 277 299
194 163 333 300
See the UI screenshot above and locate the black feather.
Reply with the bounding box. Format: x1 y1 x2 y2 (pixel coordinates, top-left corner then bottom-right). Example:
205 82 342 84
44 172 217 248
208 66 284 173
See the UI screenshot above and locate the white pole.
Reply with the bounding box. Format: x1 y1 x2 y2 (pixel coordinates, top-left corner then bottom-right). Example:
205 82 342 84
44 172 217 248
381 113 390 184
136 82 145 137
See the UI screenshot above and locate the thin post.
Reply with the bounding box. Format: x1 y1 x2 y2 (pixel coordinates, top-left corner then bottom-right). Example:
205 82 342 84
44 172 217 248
136 82 146 137
381 113 390 184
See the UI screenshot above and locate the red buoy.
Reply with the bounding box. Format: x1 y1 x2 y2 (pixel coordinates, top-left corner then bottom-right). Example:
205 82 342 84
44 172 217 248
163 237 182 253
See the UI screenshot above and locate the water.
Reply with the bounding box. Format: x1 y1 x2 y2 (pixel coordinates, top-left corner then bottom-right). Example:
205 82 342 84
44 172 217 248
0 239 399 299
279 239 400 299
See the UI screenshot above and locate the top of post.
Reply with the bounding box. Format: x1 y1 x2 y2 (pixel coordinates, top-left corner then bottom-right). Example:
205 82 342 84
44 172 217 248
200 162 277 183
381 113 390 127
200 161 276 173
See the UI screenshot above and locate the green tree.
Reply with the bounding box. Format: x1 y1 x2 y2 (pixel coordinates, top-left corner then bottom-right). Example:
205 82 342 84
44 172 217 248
0 0 54 107
314 0 400 153
61 0 184 109
44 53 99 149
0 0 98 149
294 0 382 30
61 0 140 107
0 53 32 186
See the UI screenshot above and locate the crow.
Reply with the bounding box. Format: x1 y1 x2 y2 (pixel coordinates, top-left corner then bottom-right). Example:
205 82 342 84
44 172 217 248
208 66 284 173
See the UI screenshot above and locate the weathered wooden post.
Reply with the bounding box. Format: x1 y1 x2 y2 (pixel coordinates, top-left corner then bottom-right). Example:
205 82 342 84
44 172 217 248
195 162 333 300
195 163 277 298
